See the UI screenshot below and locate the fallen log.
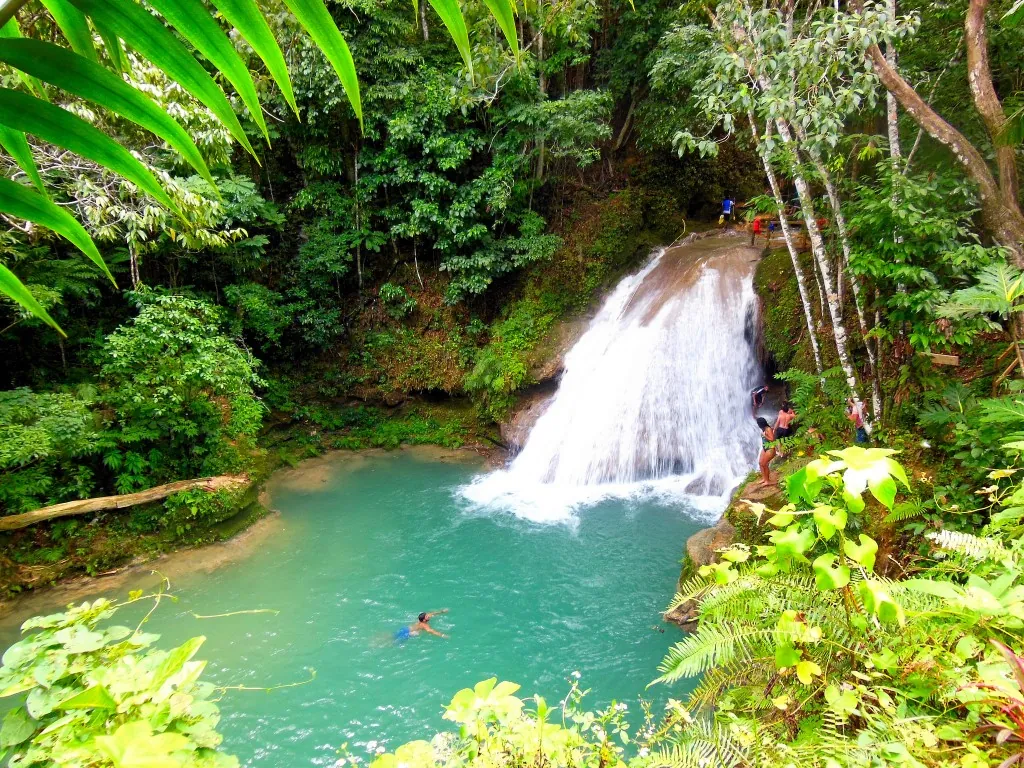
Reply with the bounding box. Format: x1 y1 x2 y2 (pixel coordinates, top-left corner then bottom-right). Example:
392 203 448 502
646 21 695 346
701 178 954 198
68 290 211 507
0 474 250 532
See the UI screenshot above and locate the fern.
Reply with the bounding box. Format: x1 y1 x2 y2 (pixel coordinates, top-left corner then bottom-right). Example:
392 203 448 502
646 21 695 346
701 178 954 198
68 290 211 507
656 623 776 683
884 499 926 524
926 529 1008 561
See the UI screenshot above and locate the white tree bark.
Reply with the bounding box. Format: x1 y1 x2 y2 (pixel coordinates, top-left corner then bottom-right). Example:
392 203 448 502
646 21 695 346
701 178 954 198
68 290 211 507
772 116 865 409
800 134 883 419
750 113 824 375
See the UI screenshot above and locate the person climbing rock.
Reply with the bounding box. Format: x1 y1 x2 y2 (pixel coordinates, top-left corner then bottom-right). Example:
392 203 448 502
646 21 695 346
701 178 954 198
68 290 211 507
755 417 777 487
395 609 449 641
751 383 770 416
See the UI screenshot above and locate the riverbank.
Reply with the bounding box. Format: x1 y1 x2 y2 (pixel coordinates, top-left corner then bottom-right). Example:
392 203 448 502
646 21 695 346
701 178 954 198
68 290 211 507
0 445 483 623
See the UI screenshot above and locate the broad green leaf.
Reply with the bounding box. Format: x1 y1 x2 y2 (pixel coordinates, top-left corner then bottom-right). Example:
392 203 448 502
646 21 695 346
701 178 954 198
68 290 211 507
795 659 821 685
39 0 97 62
0 707 34 748
812 505 847 539
152 636 205 690
0 124 44 191
0 263 63 335
770 523 815 560
0 19 46 98
0 174 114 286
94 720 189 768
824 684 857 717
785 466 822 506
283 0 362 128
867 473 897 510
0 39 216 188
774 642 800 668
0 88 179 218
145 0 270 142
903 578 962 601
66 0 257 157
858 580 905 626
766 511 794 527
426 0 472 80
1005 0 1024 26
57 684 116 710
481 0 519 57
812 554 850 590
210 0 298 116
843 534 878 571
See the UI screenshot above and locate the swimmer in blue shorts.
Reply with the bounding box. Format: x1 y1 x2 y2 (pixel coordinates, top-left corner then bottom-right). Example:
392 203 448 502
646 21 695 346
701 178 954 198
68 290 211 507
395 609 449 641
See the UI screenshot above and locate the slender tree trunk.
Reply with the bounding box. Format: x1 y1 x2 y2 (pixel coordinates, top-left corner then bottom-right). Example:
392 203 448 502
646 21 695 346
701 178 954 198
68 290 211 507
420 0 429 41
774 116 865 408
798 132 883 419
885 0 901 166
353 150 362 292
750 113 824 374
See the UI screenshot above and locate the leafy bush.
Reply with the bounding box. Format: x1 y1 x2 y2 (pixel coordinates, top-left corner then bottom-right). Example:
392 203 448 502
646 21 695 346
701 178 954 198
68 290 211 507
101 294 265 487
0 592 238 768
0 387 104 514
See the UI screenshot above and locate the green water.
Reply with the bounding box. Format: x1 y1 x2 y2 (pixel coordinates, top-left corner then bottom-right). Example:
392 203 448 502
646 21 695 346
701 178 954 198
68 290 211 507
2 449 704 767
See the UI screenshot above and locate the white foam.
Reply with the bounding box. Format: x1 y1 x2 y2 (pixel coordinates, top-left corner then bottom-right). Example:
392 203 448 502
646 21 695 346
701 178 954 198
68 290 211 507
457 244 762 524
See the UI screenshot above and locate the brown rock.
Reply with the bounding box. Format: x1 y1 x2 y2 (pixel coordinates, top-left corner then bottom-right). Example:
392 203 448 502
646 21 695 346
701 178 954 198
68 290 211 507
684 517 737 569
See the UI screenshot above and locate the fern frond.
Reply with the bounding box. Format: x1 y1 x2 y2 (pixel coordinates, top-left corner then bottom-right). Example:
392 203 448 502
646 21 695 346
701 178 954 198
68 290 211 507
655 623 775 683
927 529 1008 561
884 499 926 524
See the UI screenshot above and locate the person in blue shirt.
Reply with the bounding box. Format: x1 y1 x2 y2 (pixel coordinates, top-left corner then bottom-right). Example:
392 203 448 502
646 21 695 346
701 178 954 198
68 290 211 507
722 197 734 222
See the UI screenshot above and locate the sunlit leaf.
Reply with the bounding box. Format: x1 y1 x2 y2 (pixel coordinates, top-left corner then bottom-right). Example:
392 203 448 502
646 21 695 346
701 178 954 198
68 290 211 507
0 265 64 336
39 0 97 62
210 0 299 116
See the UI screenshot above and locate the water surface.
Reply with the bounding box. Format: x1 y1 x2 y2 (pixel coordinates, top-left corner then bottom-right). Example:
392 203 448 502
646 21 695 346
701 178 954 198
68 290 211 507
1 449 701 767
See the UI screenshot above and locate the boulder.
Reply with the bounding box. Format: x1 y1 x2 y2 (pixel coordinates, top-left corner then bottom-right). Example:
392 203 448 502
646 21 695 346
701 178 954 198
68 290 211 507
665 517 736 632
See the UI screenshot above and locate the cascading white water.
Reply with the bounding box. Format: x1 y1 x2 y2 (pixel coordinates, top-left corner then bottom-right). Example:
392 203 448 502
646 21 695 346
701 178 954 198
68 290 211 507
460 234 764 523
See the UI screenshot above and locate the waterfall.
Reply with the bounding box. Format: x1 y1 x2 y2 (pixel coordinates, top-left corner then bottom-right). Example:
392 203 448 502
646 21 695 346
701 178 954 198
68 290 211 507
460 234 764 523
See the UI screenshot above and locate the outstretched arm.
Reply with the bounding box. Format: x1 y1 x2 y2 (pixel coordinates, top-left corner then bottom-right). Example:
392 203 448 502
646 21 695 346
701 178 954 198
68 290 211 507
426 609 449 619
423 625 448 638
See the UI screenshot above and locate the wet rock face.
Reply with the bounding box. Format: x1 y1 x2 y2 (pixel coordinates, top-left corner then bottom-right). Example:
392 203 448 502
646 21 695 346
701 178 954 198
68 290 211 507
500 389 555 453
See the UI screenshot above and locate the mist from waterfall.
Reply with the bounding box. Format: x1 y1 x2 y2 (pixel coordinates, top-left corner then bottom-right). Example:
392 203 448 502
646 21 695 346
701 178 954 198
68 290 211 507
459 235 764 523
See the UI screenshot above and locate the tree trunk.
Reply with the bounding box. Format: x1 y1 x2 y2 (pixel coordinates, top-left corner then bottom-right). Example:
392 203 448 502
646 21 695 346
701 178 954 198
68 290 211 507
750 113 824 374
0 474 250 531
857 0 1024 262
774 116 865 409
885 0 901 166
801 135 884 419
420 0 429 41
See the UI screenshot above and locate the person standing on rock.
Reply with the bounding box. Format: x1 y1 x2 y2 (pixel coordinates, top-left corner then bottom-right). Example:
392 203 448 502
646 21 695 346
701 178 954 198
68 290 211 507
755 417 777 487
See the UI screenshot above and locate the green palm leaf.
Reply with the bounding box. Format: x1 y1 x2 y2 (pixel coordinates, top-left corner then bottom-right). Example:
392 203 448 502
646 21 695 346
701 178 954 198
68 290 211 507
210 0 299 117
0 39 216 189
39 0 97 62
426 0 472 79
0 177 114 285
0 19 46 98
282 0 362 127
481 0 519 57
0 88 180 217
0 264 63 335
0 124 45 192
66 0 258 158
145 0 270 142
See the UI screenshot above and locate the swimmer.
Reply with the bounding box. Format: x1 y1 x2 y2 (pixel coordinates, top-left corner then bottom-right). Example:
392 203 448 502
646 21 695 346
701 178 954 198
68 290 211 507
395 609 449 641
